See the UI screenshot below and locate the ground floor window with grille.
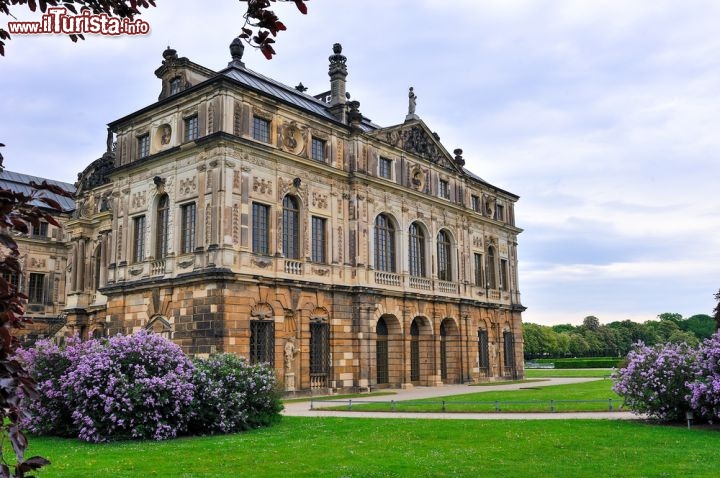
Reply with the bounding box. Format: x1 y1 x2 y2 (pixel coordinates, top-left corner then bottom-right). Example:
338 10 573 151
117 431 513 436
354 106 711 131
250 320 275 365
503 331 516 376
310 321 330 388
478 329 490 376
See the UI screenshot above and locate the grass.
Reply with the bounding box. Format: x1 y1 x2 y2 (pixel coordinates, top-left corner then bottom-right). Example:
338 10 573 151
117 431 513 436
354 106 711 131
26 417 719 477
524 368 613 378
283 391 396 404
317 379 622 413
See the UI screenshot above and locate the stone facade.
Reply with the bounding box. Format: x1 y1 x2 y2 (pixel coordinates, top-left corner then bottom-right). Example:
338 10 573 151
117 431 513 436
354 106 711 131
63 42 526 392
0 169 75 343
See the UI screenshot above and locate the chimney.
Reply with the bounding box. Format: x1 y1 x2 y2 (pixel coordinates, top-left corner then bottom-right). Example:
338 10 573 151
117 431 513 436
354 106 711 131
328 43 348 123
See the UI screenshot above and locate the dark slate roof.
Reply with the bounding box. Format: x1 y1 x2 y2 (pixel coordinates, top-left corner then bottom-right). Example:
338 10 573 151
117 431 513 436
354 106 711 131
220 65 379 132
0 169 76 212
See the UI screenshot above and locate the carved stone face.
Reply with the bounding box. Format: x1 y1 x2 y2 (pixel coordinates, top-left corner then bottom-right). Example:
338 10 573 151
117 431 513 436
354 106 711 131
410 166 426 190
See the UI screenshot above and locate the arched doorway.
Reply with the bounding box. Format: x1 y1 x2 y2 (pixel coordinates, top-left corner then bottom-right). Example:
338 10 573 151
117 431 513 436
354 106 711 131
409 317 432 385
439 318 460 383
376 317 389 385
375 315 402 388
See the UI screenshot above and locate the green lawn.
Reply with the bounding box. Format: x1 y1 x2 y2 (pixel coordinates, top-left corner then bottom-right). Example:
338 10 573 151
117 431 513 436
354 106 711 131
317 379 622 413
524 368 613 378
27 417 718 477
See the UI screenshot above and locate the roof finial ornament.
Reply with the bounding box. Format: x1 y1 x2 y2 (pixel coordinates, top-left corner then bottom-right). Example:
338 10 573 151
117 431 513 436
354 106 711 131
406 86 419 122
162 45 178 65
229 37 245 68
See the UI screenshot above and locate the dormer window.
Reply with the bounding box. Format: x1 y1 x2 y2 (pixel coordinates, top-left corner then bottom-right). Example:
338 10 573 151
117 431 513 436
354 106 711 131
169 77 182 95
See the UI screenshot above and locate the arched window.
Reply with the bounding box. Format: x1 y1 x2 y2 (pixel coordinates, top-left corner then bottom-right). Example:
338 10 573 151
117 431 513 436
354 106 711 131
437 230 452 281
374 214 395 272
282 195 300 259
408 222 425 277
486 245 497 289
156 194 169 258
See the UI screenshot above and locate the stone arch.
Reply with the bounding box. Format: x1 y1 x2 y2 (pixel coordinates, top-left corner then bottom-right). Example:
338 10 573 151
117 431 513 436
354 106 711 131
439 317 461 383
409 316 433 385
374 314 402 388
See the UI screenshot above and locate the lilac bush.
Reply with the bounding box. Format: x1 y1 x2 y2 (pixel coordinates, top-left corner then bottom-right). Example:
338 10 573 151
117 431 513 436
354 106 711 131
687 333 720 421
15 336 97 437
19 334 283 442
63 331 195 442
189 354 282 435
19 331 195 442
613 342 697 421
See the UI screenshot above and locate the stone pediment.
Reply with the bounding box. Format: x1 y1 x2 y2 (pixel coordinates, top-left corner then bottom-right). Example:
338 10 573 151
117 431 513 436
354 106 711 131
370 120 464 174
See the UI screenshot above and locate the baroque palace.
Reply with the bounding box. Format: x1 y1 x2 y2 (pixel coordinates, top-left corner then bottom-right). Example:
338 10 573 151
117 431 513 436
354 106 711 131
19 40 525 392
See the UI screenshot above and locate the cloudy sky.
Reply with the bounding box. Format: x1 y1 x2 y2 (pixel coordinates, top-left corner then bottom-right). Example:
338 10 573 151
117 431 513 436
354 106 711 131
2 0 719 326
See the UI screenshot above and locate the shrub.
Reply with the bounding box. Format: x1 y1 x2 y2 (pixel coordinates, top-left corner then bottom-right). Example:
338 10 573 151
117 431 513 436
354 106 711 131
19 331 195 442
687 333 720 421
613 342 697 421
189 354 282 435
15 336 95 437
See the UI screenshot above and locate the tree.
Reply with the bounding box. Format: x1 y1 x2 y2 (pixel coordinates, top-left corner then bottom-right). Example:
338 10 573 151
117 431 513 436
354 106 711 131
582 315 600 331
682 314 715 340
1 0 307 58
0 145 71 477
657 312 683 324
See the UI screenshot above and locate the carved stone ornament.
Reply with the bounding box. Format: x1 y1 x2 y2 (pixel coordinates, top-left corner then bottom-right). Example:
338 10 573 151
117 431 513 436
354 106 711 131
178 259 194 269
179 176 197 196
279 121 307 155
252 258 272 268
253 177 273 195
410 165 426 191
312 192 328 209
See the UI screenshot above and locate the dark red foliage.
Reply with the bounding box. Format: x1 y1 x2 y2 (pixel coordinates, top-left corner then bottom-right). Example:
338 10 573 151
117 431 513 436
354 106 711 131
0 144 71 476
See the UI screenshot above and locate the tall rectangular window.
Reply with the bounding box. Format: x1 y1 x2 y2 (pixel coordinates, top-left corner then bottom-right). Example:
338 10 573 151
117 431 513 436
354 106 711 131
138 134 150 159
252 116 271 143
180 203 196 254
311 137 326 162
471 195 480 212
474 253 484 286
250 320 275 364
31 222 48 238
1 271 19 290
310 321 330 376
311 216 327 263
28 273 45 304
496 203 505 222
439 179 449 199
379 157 392 179
500 259 509 291
132 215 146 263
252 202 270 255
184 115 198 141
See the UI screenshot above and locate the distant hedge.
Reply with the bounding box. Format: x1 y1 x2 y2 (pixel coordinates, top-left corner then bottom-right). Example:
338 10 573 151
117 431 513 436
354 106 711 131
534 357 624 369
